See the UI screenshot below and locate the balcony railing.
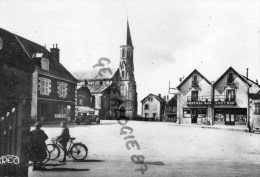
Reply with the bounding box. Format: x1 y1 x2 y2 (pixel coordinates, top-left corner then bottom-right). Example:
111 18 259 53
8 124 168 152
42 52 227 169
214 95 236 102
187 96 212 105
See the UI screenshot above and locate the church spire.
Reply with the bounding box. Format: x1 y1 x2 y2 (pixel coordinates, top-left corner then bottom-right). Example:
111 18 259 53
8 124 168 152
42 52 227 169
126 20 133 47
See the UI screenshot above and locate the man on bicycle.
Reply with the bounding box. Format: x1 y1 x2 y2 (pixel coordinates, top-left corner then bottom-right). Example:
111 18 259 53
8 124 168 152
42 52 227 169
57 121 70 162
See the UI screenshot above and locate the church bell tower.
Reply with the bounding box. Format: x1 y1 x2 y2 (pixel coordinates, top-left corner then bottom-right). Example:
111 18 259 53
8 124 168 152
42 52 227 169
118 20 137 119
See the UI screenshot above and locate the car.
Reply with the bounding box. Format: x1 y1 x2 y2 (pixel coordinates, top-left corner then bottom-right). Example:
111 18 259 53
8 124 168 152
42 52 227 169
75 111 100 125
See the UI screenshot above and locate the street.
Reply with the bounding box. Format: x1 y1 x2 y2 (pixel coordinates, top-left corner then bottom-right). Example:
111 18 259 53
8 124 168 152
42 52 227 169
29 121 260 177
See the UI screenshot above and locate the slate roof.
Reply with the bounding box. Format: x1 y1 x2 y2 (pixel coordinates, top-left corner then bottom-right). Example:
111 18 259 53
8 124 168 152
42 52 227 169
177 69 212 90
141 93 166 103
87 84 110 93
213 66 254 87
0 28 77 82
73 68 118 81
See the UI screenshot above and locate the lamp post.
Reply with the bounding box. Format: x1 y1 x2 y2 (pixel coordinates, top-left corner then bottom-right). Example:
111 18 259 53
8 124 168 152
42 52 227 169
169 82 181 124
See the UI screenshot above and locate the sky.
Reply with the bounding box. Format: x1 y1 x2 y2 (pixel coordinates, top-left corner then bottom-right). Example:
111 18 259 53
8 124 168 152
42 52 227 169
1 0 260 114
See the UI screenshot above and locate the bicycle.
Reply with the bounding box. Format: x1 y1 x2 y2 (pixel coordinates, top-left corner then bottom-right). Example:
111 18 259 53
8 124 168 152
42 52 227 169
46 137 88 161
199 118 211 126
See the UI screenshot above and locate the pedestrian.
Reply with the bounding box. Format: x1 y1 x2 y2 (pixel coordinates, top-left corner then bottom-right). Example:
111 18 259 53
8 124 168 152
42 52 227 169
57 121 70 162
30 121 48 171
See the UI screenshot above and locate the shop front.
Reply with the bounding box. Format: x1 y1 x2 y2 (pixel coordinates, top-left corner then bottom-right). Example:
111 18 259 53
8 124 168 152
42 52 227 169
214 108 247 125
183 107 209 124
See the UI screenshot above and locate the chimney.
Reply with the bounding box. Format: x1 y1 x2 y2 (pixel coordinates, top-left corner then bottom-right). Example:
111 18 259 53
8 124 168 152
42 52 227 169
256 79 258 85
163 96 166 100
50 43 60 62
246 68 248 79
167 95 169 101
158 94 161 98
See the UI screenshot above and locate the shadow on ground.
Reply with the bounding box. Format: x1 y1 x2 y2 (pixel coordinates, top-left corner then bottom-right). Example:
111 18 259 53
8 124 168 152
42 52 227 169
143 161 165 166
42 168 89 171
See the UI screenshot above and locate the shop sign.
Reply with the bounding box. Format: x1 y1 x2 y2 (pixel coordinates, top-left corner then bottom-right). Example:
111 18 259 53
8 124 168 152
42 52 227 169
213 101 236 105
187 101 212 105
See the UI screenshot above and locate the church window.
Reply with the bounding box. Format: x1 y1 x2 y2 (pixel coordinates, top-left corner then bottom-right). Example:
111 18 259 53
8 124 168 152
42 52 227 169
122 71 125 79
120 85 126 96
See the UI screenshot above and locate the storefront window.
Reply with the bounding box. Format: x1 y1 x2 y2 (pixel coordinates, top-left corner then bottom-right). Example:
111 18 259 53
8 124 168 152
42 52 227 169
214 113 224 122
235 115 247 123
254 103 260 115
197 108 206 118
183 108 191 118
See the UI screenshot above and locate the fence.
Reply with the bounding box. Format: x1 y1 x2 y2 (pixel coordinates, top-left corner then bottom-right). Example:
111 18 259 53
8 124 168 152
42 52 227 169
0 102 30 177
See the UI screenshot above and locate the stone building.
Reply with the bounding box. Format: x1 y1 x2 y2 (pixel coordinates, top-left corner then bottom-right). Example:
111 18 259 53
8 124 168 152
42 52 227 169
0 28 78 122
141 94 166 121
74 20 138 120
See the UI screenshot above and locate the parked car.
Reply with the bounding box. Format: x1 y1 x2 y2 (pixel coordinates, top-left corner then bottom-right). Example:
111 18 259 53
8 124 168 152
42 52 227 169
76 110 100 125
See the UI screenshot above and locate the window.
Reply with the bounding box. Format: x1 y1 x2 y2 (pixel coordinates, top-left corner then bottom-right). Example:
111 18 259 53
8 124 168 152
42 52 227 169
99 96 102 108
226 89 235 101
57 82 68 98
122 71 125 79
148 97 153 102
144 104 149 110
120 85 126 96
192 75 198 86
191 91 198 101
54 104 70 118
255 103 260 115
41 58 49 71
227 73 234 84
145 113 149 118
183 108 191 118
78 96 84 105
38 77 51 96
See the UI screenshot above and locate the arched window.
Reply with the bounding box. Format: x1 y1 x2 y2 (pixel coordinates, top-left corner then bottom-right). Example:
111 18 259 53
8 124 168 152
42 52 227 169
122 71 125 79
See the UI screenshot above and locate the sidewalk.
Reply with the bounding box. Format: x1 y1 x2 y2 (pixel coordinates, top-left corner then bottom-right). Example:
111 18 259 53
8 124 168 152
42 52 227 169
168 122 249 132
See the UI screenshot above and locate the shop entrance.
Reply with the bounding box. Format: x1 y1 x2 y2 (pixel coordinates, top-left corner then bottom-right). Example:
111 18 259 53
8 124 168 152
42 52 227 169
191 109 198 123
225 113 235 125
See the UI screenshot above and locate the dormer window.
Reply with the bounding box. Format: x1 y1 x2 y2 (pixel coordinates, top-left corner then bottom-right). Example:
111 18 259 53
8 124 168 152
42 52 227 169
41 58 49 71
192 75 198 86
227 73 234 84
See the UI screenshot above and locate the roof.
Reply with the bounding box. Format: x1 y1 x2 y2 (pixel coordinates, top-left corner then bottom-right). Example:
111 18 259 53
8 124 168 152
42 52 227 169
15 35 77 82
0 27 77 82
126 20 133 47
177 69 212 90
87 84 110 94
213 66 252 87
73 68 118 81
141 93 166 103
166 94 177 106
0 28 34 72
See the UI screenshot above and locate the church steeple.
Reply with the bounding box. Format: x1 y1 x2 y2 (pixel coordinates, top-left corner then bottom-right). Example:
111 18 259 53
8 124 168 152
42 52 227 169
126 20 133 47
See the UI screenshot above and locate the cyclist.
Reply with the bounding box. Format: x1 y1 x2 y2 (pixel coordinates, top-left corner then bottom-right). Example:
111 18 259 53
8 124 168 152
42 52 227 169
57 121 70 162
30 121 48 170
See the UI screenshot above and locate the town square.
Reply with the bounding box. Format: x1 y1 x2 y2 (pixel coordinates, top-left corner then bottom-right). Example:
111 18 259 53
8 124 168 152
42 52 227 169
0 0 260 176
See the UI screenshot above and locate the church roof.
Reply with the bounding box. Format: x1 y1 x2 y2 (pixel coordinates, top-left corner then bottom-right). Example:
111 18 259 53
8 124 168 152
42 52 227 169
73 68 118 81
126 20 133 47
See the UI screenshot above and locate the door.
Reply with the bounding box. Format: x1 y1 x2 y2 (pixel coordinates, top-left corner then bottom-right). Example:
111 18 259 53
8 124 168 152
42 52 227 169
225 113 235 125
191 109 198 123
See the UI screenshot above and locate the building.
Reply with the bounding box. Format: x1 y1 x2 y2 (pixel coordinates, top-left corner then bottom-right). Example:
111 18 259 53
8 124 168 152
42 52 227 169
0 28 78 122
177 69 213 124
141 94 166 121
213 67 260 126
73 20 138 119
249 90 260 132
164 94 177 122
0 28 34 176
176 67 260 128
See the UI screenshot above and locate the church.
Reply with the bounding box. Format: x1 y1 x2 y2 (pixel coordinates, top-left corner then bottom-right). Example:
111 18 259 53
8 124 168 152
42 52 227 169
73 20 138 120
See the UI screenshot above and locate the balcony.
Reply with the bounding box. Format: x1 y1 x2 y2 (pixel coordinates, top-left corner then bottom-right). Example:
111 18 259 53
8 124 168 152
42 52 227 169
187 96 212 105
214 95 236 105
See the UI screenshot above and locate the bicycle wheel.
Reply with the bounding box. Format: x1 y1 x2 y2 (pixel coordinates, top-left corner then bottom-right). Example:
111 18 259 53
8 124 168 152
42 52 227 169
70 143 88 160
42 148 50 164
47 144 60 160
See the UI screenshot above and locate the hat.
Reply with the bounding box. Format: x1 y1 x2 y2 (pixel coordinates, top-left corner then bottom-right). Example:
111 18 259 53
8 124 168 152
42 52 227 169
34 121 42 128
60 121 66 127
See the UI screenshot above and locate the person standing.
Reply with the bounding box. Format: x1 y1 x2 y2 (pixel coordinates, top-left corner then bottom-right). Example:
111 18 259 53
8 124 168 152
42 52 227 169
30 121 48 170
57 121 70 162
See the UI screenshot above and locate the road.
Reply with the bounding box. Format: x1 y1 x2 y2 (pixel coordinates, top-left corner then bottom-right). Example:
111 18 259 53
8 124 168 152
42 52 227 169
29 120 260 177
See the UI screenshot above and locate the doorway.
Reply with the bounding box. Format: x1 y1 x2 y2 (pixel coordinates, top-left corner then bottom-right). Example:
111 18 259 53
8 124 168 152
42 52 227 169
191 109 198 123
225 113 235 125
